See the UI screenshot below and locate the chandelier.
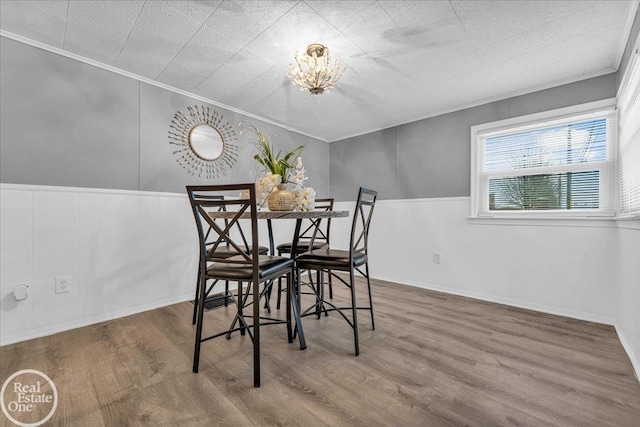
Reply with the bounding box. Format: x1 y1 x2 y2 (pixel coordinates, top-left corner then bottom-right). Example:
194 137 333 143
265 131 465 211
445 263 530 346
287 43 346 95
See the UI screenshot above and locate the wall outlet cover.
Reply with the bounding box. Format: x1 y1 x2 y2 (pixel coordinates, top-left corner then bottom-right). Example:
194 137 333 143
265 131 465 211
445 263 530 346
55 276 71 294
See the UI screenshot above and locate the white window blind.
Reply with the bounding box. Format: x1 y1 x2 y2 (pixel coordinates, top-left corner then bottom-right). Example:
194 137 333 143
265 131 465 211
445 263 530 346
617 46 640 217
471 102 616 217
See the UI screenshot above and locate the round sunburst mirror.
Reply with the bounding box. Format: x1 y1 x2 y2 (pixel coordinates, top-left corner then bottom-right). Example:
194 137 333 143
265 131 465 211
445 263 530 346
168 105 237 178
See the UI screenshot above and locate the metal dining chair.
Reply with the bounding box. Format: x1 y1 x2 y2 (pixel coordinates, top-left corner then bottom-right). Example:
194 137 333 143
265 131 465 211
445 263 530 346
294 187 377 356
190 195 268 324
274 198 335 310
187 184 294 387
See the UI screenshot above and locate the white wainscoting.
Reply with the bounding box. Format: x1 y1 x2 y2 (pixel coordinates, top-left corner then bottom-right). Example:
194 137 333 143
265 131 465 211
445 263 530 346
0 184 321 345
1 185 636 380
0 184 200 345
616 224 640 381
331 198 620 324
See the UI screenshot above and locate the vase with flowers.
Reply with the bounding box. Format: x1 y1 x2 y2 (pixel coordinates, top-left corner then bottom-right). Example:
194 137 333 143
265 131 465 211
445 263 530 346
241 123 315 211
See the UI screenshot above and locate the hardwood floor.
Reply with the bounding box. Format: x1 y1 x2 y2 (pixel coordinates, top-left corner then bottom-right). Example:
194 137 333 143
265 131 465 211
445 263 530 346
1 277 639 426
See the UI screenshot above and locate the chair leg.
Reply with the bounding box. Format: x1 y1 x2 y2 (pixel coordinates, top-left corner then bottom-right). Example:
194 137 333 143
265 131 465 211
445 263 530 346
192 273 207 373
286 270 293 343
365 262 375 330
292 265 307 350
293 266 300 341
322 270 328 317
276 277 283 310
263 281 272 314
252 280 261 387
276 249 287 310
315 270 322 319
224 280 229 307
227 282 248 338
263 282 271 310
349 269 360 356
192 266 202 325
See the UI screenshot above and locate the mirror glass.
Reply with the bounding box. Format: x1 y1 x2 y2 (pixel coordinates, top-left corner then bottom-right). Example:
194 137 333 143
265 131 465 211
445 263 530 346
189 124 224 160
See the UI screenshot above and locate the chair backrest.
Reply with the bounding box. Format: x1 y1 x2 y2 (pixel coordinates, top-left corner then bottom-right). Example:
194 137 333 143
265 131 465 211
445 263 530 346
200 194 250 256
297 198 334 245
349 188 377 258
187 184 260 278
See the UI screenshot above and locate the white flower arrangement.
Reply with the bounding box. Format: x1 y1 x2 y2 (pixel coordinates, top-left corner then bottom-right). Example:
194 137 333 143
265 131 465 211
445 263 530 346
291 156 308 188
256 172 281 207
239 172 281 208
240 157 316 211
239 155 316 211
240 122 314 210
294 186 316 211
292 156 316 211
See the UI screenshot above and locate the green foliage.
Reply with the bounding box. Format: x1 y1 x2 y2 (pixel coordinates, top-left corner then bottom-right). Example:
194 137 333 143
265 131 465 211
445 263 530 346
242 122 303 182
495 174 561 210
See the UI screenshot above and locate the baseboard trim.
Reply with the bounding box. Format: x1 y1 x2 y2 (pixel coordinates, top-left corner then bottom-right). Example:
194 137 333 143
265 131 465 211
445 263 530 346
371 273 617 326
0 293 193 347
615 324 640 384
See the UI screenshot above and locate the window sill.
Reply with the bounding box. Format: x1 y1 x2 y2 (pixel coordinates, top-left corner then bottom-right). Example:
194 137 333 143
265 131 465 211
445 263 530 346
467 215 617 227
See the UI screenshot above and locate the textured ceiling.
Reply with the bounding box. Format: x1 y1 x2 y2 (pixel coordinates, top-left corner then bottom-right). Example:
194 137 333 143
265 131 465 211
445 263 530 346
1 0 638 142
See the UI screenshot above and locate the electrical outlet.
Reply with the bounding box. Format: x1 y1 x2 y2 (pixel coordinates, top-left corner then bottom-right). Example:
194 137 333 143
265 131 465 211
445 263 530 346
433 252 442 264
55 276 71 294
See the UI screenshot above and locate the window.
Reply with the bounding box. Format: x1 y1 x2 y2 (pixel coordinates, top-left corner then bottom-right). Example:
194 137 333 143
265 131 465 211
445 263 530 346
471 100 617 218
617 46 640 217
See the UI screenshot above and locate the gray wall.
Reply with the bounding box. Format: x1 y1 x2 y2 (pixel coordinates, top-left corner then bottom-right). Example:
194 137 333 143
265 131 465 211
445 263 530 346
329 128 397 200
0 37 140 190
330 73 618 201
0 37 330 196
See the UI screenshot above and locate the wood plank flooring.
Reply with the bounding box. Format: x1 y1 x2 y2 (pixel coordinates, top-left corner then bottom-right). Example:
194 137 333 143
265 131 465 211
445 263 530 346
1 277 639 426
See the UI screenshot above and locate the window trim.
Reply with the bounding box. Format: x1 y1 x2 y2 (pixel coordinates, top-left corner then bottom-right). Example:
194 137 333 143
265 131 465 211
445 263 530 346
470 98 617 220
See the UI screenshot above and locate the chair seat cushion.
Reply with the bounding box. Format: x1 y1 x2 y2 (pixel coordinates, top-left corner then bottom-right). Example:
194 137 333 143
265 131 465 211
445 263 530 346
206 255 294 281
276 240 328 254
295 248 367 270
207 245 268 259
